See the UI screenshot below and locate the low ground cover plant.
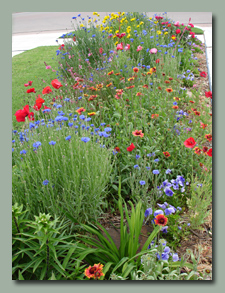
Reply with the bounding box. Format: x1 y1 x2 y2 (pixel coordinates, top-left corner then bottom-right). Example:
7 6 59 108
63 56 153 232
12 12 212 280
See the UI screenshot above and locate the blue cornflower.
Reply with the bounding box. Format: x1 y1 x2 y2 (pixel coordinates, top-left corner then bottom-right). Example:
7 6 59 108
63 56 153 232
146 167 151 170
85 118 91 122
139 180 146 185
144 208 152 217
166 169 172 174
178 226 182 230
20 150 27 155
33 142 42 149
68 122 73 127
12 140 15 143
49 141 56 146
78 96 82 100
100 123 106 126
153 170 160 175
172 253 179 262
79 115 85 120
64 98 70 102
104 127 112 132
81 137 90 143
56 105 62 109
12 148 14 152
136 154 140 160
154 158 159 162
92 34 96 37
134 165 139 169
43 180 49 185
65 135 71 141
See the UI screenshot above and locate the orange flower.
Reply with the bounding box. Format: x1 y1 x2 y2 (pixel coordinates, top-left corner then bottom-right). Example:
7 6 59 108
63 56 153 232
142 73 146 77
136 92 143 96
114 146 121 153
143 84 149 89
76 107 86 115
132 130 144 137
158 87 162 90
88 112 96 116
164 80 170 84
126 85 135 89
194 111 201 116
189 100 195 103
205 134 212 142
133 67 139 72
106 83 112 87
128 77 134 81
84 263 104 280
84 94 89 97
166 88 173 93
107 70 114 75
194 147 202 155
172 106 178 109
163 151 171 157
151 114 159 119
154 214 168 226
173 97 180 101
96 83 103 89
115 73 120 76
200 122 207 129
169 77 173 81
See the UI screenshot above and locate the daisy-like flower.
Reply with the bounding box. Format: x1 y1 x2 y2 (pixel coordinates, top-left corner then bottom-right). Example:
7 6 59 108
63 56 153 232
205 134 212 142
84 263 104 279
166 88 173 93
107 70 114 76
88 112 96 116
76 107 86 115
132 130 144 137
194 147 202 155
133 67 139 72
151 114 159 119
154 214 168 226
200 122 207 129
163 151 171 157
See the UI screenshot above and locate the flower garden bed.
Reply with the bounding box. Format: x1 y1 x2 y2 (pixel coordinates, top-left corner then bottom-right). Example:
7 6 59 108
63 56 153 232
12 12 212 280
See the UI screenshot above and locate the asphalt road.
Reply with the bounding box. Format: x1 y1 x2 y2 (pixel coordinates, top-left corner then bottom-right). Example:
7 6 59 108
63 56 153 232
12 12 212 35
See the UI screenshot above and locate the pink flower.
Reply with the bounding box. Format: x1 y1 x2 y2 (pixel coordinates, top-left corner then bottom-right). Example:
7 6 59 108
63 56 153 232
46 65 51 69
150 48 157 54
88 53 92 57
193 84 197 88
116 43 123 50
174 21 180 27
124 44 130 51
136 45 143 52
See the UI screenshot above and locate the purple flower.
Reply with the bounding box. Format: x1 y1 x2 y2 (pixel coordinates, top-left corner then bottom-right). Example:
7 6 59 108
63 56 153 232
165 207 175 215
172 253 179 262
153 170 160 175
43 180 49 185
157 203 167 209
139 180 146 185
134 165 139 169
49 141 56 146
161 226 168 233
154 210 164 217
161 252 169 261
164 187 174 197
65 135 71 141
81 137 90 143
164 246 170 253
136 154 140 160
144 208 152 217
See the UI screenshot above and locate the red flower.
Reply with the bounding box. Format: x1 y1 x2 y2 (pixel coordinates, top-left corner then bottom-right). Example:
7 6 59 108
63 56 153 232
133 67 139 73
175 29 181 34
24 81 33 87
84 263 104 279
163 151 171 158
165 88 173 93
194 147 202 155
76 107 86 115
155 59 160 64
207 148 212 157
114 147 121 153
42 86 52 94
202 146 208 153
205 134 212 142
15 105 34 122
154 214 168 226
99 47 103 54
184 137 196 148
51 79 63 89
151 114 159 119
116 43 123 50
26 88 36 93
200 71 207 78
205 91 212 99
127 143 135 152
200 122 207 129
132 130 144 137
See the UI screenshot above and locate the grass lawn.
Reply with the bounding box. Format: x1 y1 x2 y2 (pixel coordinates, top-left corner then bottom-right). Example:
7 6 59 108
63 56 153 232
12 46 59 129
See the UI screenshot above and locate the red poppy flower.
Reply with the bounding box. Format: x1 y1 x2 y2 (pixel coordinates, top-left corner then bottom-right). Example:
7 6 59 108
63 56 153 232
175 29 181 34
42 86 52 94
155 16 163 20
163 151 171 158
15 105 34 122
59 44 65 50
184 137 196 148
154 214 168 226
172 106 178 109
207 148 212 157
99 47 103 54
51 79 63 89
167 24 171 28
26 88 36 93
155 59 160 64
205 91 212 99
24 81 33 87
200 71 207 78
189 100 195 103
169 77 173 81
84 263 104 279
127 143 135 152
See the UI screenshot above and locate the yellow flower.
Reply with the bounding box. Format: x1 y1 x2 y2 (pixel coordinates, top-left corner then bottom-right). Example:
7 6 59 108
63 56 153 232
105 26 109 30
139 21 144 25
93 12 98 15
125 20 128 23
154 21 158 24
164 32 168 35
115 41 118 45
131 18 136 22
88 19 91 23
115 30 119 34
157 30 162 35
93 18 96 22
127 34 131 38
102 20 106 24
149 17 152 20
122 12 125 16
80 24 84 27
136 25 140 28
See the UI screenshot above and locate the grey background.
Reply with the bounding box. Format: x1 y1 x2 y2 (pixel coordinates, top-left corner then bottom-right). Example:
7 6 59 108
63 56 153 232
12 12 212 35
